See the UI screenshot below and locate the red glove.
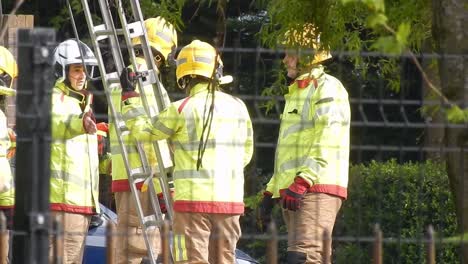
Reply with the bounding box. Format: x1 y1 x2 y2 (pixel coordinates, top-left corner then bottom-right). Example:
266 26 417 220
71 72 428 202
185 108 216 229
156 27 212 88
96 122 109 155
83 110 97 134
282 177 310 211
157 191 174 214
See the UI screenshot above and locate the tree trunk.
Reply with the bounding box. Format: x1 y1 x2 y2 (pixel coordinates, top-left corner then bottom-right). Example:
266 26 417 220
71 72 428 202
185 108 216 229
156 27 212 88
432 0 468 262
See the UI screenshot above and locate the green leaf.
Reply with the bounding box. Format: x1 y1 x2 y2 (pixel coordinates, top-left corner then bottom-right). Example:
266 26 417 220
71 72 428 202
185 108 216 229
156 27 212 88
371 36 402 54
446 106 468 123
363 0 385 12
396 22 411 46
340 0 357 4
366 13 388 28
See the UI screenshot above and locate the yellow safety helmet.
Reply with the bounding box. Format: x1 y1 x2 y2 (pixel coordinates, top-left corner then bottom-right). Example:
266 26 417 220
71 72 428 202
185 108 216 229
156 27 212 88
133 16 177 64
176 40 218 87
0 46 18 96
283 24 332 65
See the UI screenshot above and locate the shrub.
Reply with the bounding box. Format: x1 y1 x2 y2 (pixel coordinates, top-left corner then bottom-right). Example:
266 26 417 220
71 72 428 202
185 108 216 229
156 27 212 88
240 160 459 263
335 160 458 263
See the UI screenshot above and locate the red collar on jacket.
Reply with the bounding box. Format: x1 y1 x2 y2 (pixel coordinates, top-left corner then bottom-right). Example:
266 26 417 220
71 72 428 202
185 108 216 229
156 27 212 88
296 78 318 89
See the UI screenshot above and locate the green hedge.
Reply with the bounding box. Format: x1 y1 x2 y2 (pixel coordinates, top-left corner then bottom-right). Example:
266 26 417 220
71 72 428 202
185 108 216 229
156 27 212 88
334 160 458 263
240 160 459 263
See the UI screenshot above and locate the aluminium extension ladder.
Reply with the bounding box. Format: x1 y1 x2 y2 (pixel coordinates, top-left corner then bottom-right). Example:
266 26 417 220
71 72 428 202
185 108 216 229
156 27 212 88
77 0 175 262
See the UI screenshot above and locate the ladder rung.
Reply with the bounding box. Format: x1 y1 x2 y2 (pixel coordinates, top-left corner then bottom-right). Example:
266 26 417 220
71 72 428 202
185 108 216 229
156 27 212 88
117 121 129 132
142 215 164 228
94 27 126 41
129 172 152 181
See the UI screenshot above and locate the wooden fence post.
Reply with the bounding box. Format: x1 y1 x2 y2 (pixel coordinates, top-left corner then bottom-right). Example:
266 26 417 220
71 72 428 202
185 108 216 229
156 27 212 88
161 220 171 264
373 224 383 264
106 222 115 264
426 225 436 264
266 220 278 264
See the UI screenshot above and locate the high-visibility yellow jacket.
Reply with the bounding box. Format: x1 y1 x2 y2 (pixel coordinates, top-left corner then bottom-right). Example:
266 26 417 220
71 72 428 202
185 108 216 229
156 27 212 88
0 110 14 208
50 80 100 214
266 65 350 199
110 57 169 193
123 82 254 214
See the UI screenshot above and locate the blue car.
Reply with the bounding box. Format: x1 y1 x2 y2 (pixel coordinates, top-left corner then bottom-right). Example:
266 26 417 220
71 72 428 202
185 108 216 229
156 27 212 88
84 204 258 264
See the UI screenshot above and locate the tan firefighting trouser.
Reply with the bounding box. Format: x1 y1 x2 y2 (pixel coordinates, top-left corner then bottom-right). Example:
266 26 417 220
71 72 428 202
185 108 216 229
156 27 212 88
49 211 91 264
115 191 161 264
172 212 241 264
0 231 8 264
282 193 342 264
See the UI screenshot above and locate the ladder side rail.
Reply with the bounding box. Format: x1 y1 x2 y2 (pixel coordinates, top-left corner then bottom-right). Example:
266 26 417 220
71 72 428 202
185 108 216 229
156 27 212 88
96 0 125 73
115 0 175 220
126 0 176 220
95 0 154 175
114 0 154 118
82 1 161 263
127 0 168 111
81 0 134 178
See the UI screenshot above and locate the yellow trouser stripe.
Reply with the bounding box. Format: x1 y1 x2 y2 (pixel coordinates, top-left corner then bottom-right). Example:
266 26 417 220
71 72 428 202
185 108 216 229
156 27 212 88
174 234 188 261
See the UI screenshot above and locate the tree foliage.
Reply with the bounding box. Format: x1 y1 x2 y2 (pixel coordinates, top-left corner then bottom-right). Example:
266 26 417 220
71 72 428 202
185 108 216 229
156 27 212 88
258 0 467 123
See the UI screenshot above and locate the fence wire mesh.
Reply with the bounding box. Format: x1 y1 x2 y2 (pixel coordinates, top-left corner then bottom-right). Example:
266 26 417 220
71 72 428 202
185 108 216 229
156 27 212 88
0 28 466 264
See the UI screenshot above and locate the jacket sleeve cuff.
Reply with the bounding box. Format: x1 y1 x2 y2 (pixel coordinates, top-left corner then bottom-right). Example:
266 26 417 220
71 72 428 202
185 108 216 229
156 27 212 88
294 175 312 188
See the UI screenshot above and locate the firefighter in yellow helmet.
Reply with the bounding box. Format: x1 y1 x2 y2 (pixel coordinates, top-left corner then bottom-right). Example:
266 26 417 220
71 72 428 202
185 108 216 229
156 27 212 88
110 16 177 264
49 39 100 263
0 45 17 264
120 40 253 263
260 25 350 263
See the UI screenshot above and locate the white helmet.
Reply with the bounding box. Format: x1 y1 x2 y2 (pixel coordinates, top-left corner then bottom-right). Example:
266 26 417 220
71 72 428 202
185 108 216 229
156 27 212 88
52 39 98 80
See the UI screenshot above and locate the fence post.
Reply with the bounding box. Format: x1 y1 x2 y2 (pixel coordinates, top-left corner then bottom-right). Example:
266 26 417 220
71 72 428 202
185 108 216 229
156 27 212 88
426 225 435 264
106 222 115 264
266 220 277 264
52 214 63 264
12 28 55 264
0 212 6 262
161 220 170 264
373 224 383 264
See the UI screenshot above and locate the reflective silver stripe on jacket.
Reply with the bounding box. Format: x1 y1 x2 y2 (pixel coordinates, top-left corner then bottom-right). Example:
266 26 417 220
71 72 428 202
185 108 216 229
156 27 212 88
181 102 198 142
123 106 146 121
282 86 316 138
311 103 350 126
174 139 216 152
50 170 91 187
174 168 242 180
279 156 324 175
152 121 175 136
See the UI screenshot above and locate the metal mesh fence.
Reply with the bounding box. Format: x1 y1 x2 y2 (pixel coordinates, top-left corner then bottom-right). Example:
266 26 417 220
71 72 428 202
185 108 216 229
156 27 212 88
1 28 466 264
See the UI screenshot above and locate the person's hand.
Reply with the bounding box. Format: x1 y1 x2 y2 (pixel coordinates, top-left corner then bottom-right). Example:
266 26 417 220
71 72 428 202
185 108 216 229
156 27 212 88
83 110 97 134
120 67 137 92
157 191 174 214
120 68 141 102
281 177 310 211
259 191 275 232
